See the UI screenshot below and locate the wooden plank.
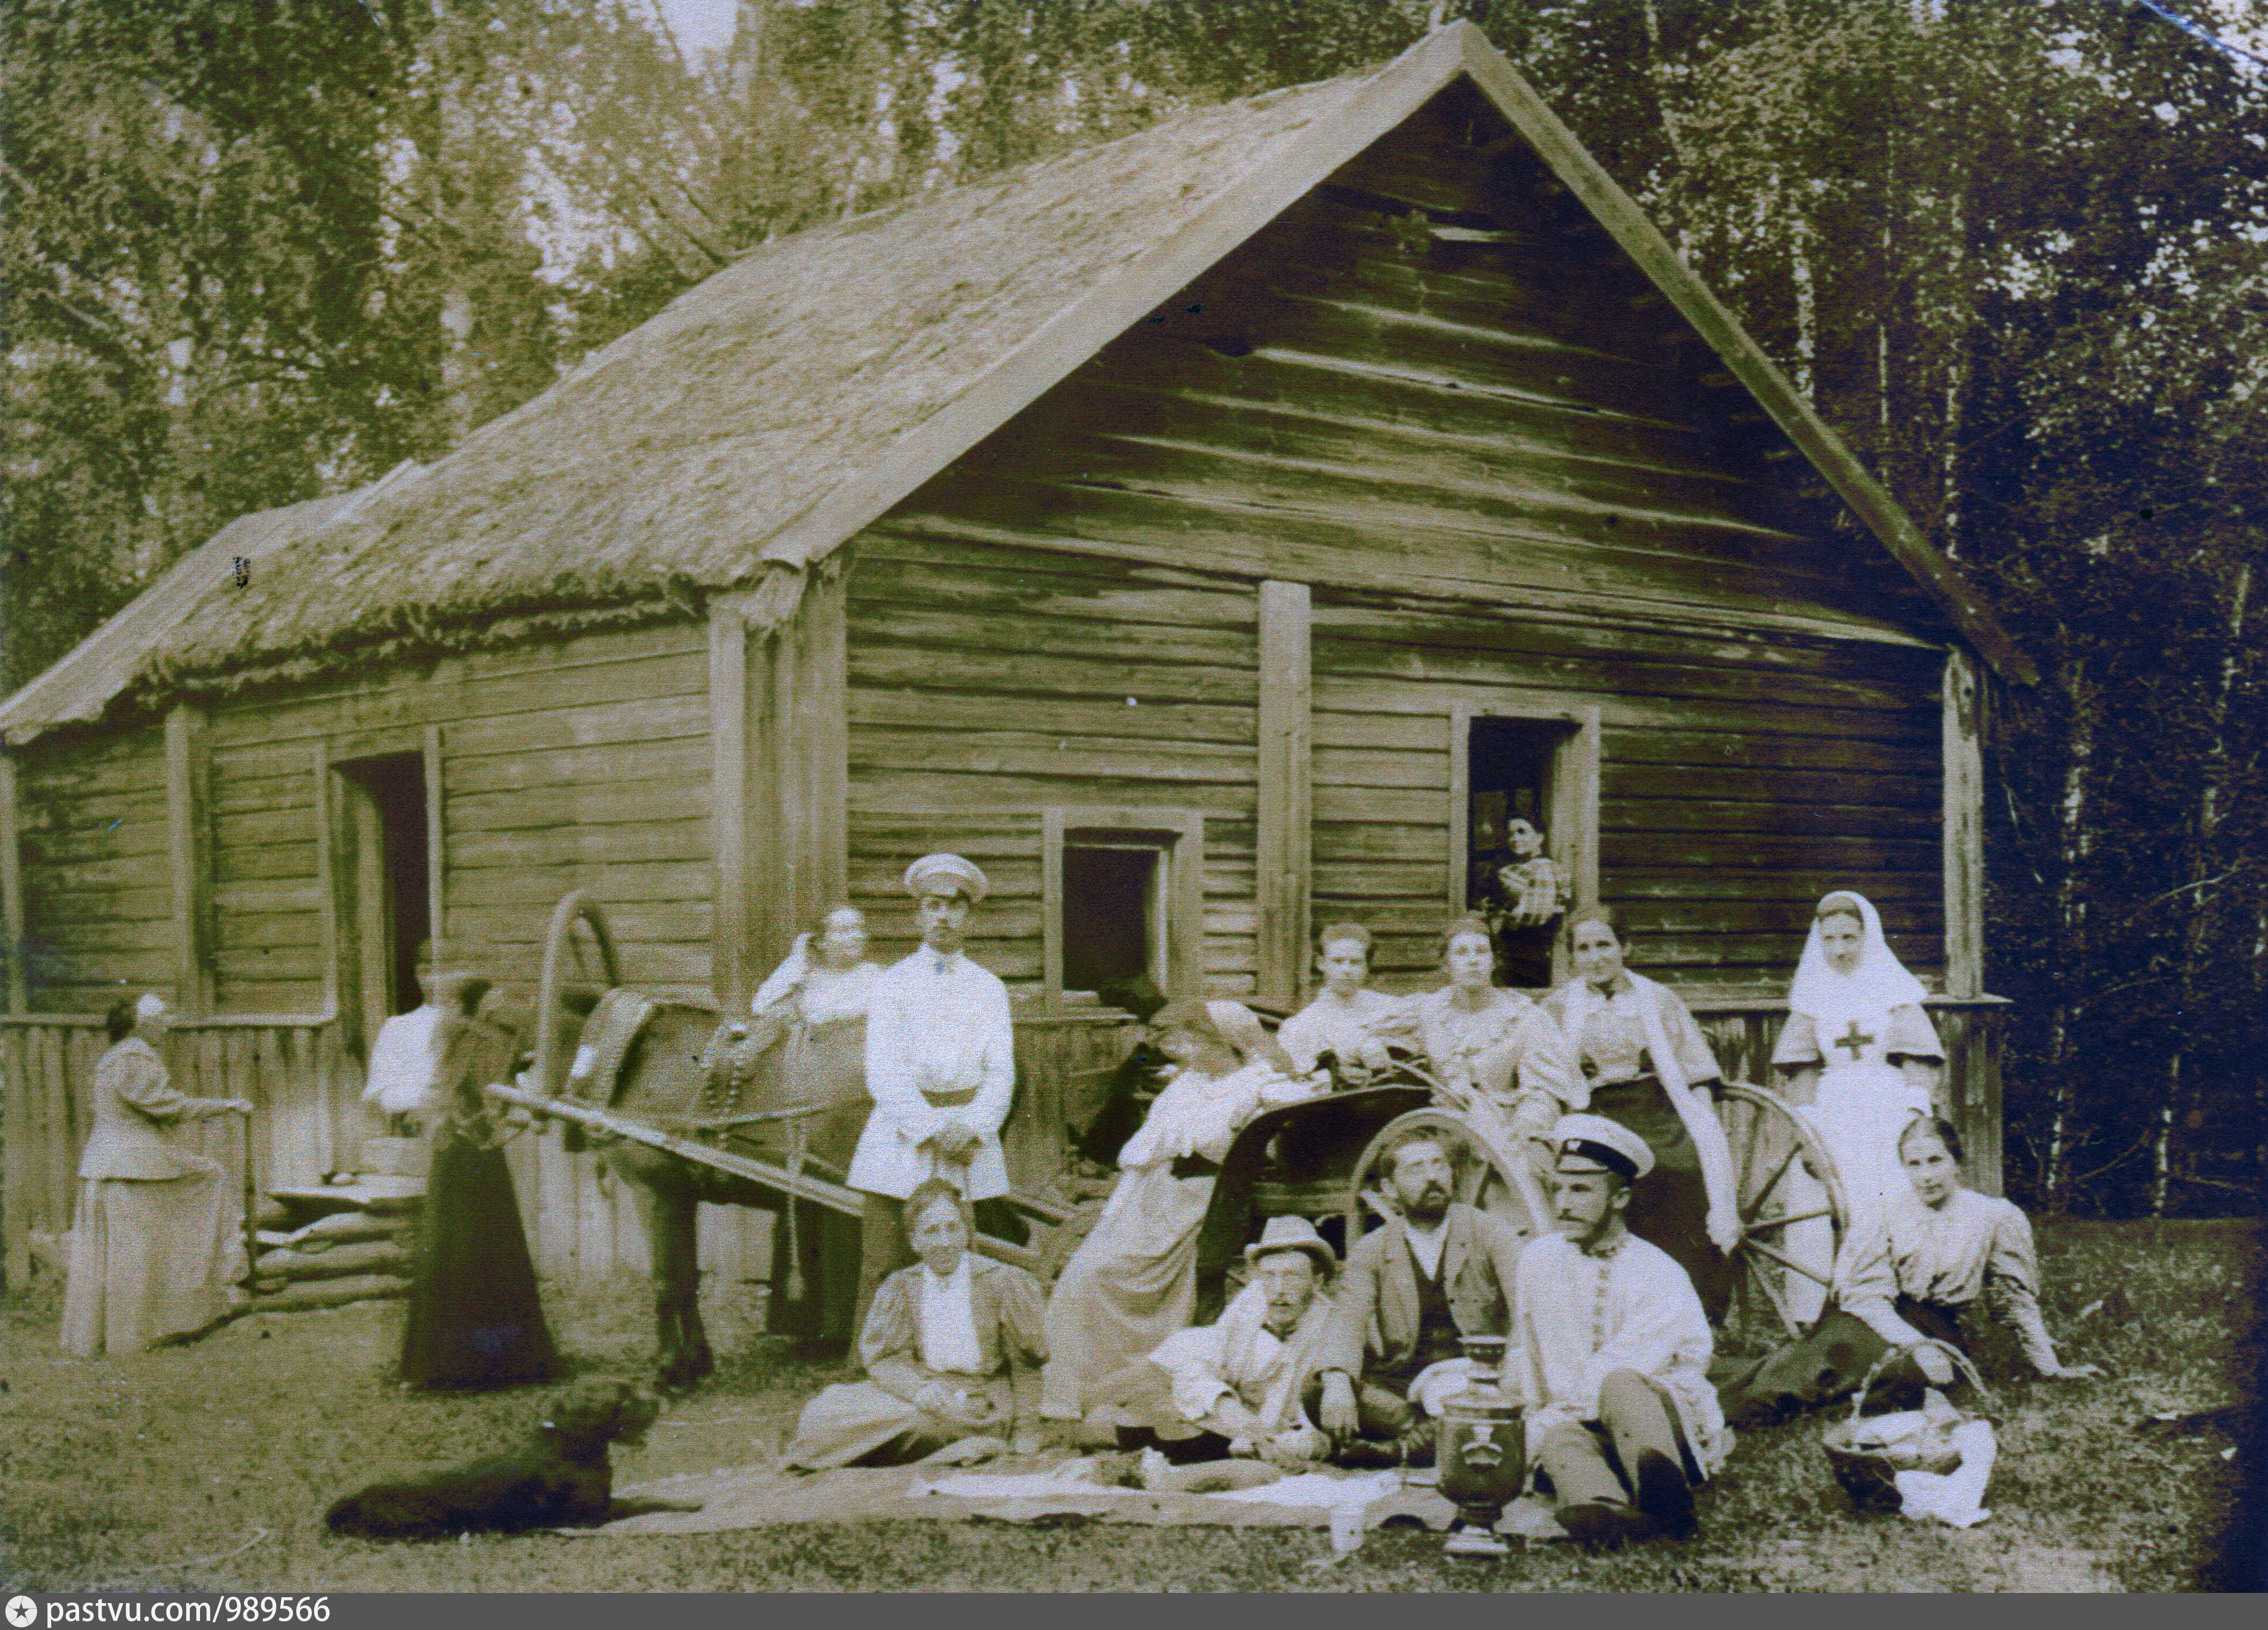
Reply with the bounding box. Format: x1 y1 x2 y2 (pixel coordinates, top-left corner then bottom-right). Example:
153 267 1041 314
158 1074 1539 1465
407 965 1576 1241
850 687 1253 747
1447 24 2035 684
799 562 852 923
1941 646 1984 998
425 725 447 969
2 1031 27 1286
1443 705 1470 915
1 754 25 1014
208 631 709 749
709 595 754 1015
1255 580 1312 1008
38 1026 71 1229
1041 807 1065 1010
1312 673 1931 744
848 727 1254 787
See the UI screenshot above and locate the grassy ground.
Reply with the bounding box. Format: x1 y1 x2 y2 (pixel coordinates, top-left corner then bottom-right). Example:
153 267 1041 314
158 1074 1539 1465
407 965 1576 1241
2 1217 2257 1593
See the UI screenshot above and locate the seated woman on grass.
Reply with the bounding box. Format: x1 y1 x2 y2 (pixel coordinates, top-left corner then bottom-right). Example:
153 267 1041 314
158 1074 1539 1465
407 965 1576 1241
1722 1116 2100 1426
782 1179 1048 1468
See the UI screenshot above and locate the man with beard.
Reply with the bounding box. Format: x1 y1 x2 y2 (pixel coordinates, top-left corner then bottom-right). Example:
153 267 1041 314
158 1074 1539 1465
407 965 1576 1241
1307 1129 1527 1464
1513 1114 1728 1549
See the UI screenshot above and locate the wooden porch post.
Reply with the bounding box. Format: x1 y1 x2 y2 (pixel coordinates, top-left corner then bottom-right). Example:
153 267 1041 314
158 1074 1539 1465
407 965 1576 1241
1256 580 1313 1009
1 748 26 1289
710 566 845 1014
1942 646 1986 999
0 750 25 1016
165 704 216 1017
709 591 760 1016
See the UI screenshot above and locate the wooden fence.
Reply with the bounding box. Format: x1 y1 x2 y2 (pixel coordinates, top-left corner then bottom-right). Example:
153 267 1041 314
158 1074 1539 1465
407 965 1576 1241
1 996 2004 1293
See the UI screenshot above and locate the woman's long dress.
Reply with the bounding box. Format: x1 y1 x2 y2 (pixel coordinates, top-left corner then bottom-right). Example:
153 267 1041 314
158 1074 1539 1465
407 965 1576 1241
1542 976 1733 1324
1039 1059 1315 1420
399 1016 559 1389
750 960 879 1347
60 1038 245 1357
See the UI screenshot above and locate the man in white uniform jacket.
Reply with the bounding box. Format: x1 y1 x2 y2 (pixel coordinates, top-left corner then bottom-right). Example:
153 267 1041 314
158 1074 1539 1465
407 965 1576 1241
1514 1113 1730 1550
849 852 1017 1326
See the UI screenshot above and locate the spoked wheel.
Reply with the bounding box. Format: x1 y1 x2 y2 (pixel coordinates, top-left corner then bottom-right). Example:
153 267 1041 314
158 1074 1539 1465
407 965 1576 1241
1714 1081 1848 1340
533 890 623 1095
1346 1108 1552 1257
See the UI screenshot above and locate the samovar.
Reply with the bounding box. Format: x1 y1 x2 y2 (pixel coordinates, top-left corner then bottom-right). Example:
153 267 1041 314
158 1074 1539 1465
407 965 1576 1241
1435 1334 1525 1557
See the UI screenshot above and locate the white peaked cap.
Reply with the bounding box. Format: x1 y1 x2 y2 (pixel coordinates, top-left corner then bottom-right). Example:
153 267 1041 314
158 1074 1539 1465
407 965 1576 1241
1551 1112 1656 1182
903 852 989 903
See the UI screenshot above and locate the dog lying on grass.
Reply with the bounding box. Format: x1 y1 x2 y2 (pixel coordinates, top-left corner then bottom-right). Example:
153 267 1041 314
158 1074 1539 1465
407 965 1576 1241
326 1379 666 1539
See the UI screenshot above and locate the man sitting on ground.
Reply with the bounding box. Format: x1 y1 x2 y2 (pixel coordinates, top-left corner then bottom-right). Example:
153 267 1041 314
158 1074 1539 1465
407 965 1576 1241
1101 1216 1337 1467
1307 1129 1527 1465
1514 1114 1730 1549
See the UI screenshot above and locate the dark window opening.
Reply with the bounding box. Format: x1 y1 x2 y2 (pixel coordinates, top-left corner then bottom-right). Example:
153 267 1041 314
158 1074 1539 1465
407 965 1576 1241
1062 844 1161 996
1468 718 1565 988
337 752 431 1018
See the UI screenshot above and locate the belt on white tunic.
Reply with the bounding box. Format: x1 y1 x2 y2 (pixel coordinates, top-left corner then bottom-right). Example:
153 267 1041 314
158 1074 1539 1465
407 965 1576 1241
921 1086 981 1109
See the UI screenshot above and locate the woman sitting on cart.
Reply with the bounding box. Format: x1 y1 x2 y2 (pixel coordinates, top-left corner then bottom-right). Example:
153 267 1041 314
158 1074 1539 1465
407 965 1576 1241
1354 915 1576 1150
1721 1115 2099 1426
1040 1000 1317 1428
1276 921 1398 1082
1540 906 1742 1325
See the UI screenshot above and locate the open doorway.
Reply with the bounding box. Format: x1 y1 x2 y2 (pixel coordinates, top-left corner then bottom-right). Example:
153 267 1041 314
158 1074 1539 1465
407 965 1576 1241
331 752 432 1054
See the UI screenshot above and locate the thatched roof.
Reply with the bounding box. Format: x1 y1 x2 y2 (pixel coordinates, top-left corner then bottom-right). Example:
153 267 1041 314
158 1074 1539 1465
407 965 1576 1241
2 23 2032 743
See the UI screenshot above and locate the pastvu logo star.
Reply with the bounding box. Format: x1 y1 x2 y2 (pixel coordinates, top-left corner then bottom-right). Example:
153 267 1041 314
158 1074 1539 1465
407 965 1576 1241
5 1594 38 1628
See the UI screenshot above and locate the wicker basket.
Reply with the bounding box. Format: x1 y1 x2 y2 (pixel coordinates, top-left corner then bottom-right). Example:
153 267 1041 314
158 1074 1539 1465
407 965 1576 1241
1820 1340 1994 1513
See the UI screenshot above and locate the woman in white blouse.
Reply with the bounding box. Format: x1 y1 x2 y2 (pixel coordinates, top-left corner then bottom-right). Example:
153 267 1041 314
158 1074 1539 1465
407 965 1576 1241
1722 1115 2099 1426
1039 999 1317 1425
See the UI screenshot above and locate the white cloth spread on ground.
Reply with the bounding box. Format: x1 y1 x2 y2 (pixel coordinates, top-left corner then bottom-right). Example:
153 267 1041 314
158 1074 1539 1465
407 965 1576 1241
918 1257 985 1376
362 1005 445 1119
850 947 1015 1200
1512 1231 1729 1476
1277 989 1398 1077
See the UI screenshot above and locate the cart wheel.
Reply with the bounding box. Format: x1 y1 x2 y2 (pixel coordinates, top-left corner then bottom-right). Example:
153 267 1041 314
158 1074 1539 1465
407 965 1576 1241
1714 1081 1849 1340
1345 1109 1552 1256
533 890 623 1094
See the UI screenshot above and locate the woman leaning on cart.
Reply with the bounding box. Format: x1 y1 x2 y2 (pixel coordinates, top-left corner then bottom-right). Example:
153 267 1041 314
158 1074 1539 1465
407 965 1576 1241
1539 906 1743 1325
1721 1114 2100 1426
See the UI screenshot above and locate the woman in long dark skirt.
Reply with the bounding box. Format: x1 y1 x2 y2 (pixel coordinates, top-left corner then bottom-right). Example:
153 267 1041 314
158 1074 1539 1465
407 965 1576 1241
398 973 560 1389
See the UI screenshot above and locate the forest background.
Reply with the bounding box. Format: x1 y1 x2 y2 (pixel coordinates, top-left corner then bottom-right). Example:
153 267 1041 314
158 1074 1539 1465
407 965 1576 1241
3 0 2262 1219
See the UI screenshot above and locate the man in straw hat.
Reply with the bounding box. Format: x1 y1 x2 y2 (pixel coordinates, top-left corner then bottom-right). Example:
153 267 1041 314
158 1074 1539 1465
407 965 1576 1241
1310 1126 1527 1466
847 853 1017 1326
1101 1215 1339 1467
1511 1113 1729 1549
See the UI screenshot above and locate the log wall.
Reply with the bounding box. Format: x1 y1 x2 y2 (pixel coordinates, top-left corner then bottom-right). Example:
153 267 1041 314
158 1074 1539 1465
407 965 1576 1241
844 533 1261 996
1309 588 1945 986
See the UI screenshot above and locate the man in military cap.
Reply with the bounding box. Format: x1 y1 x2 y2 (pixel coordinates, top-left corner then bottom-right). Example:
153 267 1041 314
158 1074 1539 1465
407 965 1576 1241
847 853 1017 1326
1512 1113 1730 1549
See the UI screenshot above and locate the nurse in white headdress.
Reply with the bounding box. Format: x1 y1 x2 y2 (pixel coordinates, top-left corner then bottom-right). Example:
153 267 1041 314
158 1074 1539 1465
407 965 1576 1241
1772 891 1945 1321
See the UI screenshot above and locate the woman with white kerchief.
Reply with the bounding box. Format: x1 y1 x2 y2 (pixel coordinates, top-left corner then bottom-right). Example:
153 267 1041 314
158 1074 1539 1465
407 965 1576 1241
1772 890 1945 1321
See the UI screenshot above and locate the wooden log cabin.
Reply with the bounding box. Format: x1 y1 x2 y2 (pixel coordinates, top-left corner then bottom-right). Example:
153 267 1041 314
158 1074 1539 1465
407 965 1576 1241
0 24 2028 1294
